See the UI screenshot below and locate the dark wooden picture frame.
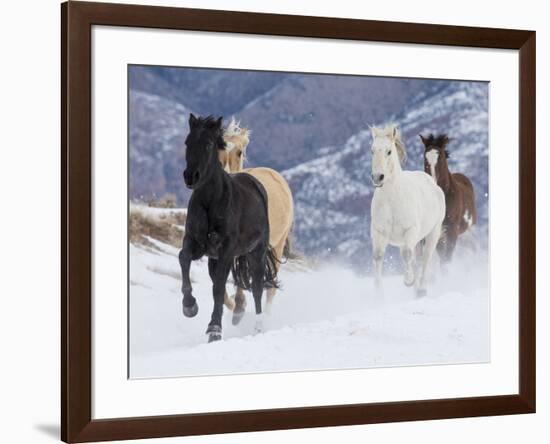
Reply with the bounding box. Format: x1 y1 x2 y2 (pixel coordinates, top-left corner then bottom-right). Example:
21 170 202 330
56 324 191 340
61 1 536 442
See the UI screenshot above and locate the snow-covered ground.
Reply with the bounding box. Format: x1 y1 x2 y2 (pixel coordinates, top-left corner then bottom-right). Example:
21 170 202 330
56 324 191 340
129 237 489 379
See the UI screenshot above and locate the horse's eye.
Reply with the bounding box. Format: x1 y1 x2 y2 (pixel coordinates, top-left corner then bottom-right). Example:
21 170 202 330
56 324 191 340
237 150 242 157
387 150 392 156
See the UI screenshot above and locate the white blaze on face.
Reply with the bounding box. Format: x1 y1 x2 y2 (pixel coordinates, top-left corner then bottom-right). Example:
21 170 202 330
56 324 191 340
426 149 439 181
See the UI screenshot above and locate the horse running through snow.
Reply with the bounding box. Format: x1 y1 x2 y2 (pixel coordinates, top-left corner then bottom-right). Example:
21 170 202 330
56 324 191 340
219 118 294 324
179 114 279 342
370 124 445 296
420 134 477 265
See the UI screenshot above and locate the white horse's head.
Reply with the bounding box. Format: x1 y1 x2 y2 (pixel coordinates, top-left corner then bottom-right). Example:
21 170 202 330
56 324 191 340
370 124 407 187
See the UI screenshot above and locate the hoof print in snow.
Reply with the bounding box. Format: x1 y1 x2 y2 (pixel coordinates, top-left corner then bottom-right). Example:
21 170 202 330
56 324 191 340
182 301 198 318
206 325 222 343
415 288 428 298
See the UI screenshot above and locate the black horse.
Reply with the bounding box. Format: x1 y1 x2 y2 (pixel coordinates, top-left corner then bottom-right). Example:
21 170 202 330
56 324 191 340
179 114 279 342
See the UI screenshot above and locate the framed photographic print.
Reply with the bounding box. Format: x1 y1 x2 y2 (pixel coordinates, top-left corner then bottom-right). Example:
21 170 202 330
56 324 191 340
61 1 536 442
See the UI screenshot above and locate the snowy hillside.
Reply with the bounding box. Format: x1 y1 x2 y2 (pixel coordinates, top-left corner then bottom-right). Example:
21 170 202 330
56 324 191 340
129 230 489 378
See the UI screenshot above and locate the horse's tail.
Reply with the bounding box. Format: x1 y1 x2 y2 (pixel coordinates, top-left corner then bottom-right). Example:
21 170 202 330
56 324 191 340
281 225 297 263
263 246 280 289
231 246 280 290
282 236 291 262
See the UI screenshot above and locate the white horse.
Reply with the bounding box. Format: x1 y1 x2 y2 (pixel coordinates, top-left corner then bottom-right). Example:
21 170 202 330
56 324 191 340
369 124 445 296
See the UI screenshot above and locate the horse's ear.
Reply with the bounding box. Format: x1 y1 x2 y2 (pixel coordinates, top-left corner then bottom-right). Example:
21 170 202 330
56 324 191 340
419 134 428 146
391 126 399 140
189 113 198 128
215 116 223 129
369 125 377 138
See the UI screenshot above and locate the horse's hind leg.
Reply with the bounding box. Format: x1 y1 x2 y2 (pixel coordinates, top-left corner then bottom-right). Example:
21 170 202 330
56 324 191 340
223 290 236 311
265 236 286 314
417 224 441 297
231 287 247 326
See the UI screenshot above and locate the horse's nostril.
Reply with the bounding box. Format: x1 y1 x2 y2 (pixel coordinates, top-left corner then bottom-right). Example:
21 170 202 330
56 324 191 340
379 174 385 181
193 171 200 184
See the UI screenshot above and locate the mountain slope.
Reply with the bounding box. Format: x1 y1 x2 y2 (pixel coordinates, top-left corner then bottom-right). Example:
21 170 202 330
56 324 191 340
129 90 193 204
238 75 435 170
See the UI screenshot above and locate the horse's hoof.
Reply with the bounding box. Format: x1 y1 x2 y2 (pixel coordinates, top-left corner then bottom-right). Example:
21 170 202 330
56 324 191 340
416 288 428 298
232 309 245 326
404 276 415 287
182 301 198 318
206 325 222 342
208 332 222 343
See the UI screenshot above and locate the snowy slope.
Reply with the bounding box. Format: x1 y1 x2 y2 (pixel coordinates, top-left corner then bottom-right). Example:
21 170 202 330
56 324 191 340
129 237 489 378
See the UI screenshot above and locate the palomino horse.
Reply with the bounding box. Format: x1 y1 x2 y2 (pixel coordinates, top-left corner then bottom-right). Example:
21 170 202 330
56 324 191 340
219 118 294 324
179 114 279 342
420 134 477 264
370 124 445 296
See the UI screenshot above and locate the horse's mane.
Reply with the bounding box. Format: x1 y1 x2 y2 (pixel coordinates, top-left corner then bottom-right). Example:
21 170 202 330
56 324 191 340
223 117 251 157
422 133 450 158
372 124 407 165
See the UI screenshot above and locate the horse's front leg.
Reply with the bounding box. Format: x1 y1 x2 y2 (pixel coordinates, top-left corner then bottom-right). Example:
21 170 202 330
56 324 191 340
401 246 416 287
179 235 202 318
416 224 441 297
371 230 388 290
206 256 232 342
437 224 457 270
401 227 419 287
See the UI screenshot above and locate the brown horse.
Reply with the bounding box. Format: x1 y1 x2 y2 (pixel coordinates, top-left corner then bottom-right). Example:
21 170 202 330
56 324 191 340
420 134 477 264
220 118 294 323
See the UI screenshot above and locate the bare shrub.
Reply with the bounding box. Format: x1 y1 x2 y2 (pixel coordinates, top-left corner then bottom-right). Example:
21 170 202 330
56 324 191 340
147 193 178 209
129 203 186 249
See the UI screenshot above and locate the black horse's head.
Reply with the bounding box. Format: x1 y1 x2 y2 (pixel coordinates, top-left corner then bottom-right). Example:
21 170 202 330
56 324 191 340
183 114 225 189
